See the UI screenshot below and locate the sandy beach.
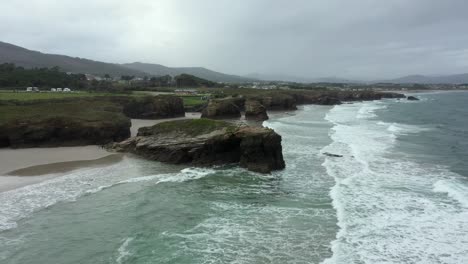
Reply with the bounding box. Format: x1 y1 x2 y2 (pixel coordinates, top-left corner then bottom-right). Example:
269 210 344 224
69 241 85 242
0 113 202 192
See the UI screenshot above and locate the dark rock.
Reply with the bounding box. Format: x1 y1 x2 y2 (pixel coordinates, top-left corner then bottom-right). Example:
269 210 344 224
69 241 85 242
119 96 185 119
380 92 406 99
259 94 297 110
245 99 269 120
290 91 405 105
0 116 131 148
109 119 285 173
0 104 130 148
201 98 242 119
407 96 420 101
323 152 343 158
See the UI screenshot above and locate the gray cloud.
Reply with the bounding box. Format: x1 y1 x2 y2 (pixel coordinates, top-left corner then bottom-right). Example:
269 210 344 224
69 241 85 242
1 0 468 80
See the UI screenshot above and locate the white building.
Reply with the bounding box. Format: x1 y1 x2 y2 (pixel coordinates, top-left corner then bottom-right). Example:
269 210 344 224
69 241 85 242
26 87 33 92
63 88 71 92
51 88 57 92
56 88 63 92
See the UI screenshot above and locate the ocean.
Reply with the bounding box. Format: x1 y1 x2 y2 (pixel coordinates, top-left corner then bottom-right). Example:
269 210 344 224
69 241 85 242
0 91 467 263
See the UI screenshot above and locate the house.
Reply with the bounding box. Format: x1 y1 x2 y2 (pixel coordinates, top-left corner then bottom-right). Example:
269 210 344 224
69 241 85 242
26 87 33 92
32 87 39 92
51 88 57 92
56 88 63 92
63 88 71 92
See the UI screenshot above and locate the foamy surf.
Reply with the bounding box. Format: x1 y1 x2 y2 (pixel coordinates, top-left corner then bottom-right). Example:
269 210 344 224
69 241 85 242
322 101 468 264
0 161 215 232
433 179 468 208
116 237 134 264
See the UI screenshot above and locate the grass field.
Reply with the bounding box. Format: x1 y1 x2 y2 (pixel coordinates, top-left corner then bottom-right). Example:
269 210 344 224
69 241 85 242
0 91 117 101
180 95 206 106
0 99 126 124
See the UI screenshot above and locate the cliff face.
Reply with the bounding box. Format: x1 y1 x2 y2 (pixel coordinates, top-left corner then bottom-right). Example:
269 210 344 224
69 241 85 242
290 91 405 105
0 117 130 148
109 119 285 173
244 99 269 120
258 93 297 110
0 95 188 148
116 96 185 119
0 100 131 148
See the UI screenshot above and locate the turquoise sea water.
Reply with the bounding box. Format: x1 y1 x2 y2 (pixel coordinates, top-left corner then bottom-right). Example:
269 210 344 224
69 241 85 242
0 92 467 263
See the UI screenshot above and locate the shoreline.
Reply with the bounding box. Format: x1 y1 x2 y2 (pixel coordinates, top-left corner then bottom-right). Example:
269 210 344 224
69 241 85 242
0 113 202 192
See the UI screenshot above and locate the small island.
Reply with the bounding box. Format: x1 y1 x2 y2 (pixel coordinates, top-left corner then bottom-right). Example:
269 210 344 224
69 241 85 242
108 119 286 173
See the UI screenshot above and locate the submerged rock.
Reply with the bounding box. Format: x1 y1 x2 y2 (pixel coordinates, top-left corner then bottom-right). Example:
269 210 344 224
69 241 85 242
109 119 285 173
407 96 420 101
323 152 343 158
245 99 269 120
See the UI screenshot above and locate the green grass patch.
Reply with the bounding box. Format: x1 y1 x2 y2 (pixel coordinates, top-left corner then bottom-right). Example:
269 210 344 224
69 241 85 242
181 96 206 106
139 119 236 137
0 91 118 101
0 100 126 125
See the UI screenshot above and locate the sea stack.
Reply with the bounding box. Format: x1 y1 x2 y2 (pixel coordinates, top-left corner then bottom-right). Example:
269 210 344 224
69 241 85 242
108 119 285 173
201 98 242 119
245 99 269 120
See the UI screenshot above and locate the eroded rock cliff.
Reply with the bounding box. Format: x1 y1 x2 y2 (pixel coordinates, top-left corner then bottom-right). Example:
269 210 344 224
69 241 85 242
109 119 285 173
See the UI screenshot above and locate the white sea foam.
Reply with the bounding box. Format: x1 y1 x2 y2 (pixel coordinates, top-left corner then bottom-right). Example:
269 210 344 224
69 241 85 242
322 102 468 264
116 237 134 264
433 179 468 208
0 161 215 232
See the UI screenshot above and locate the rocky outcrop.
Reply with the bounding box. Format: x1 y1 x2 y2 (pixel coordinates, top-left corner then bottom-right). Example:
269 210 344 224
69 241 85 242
407 96 419 101
290 91 405 105
1 117 130 148
109 119 285 173
258 93 297 110
118 96 185 119
201 98 242 119
0 101 130 148
245 99 269 120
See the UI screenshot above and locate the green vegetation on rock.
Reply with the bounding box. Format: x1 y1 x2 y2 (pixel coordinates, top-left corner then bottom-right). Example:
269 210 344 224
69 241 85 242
138 119 236 137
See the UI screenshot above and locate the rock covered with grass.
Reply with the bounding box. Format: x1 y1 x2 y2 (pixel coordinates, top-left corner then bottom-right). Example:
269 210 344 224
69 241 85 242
109 119 285 173
0 100 130 148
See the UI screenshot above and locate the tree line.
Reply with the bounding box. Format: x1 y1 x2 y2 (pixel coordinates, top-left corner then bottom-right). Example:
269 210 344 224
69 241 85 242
0 63 218 91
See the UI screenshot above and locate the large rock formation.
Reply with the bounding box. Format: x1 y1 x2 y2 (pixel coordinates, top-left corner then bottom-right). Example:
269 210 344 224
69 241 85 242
109 119 285 173
245 99 269 120
201 98 241 119
117 96 185 119
0 100 130 148
407 96 420 101
290 91 405 105
258 93 297 110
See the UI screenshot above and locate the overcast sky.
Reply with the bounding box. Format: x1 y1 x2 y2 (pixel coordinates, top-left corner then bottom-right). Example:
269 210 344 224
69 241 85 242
1 0 468 80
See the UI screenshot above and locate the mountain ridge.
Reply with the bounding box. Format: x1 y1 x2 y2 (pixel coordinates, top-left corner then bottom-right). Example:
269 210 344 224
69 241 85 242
122 62 255 83
0 41 254 83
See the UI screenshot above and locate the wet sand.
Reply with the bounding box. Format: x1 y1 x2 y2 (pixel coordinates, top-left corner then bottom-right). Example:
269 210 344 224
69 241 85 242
0 146 118 192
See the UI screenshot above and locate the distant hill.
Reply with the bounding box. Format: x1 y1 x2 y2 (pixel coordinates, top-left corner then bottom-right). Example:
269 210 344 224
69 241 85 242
122 62 255 83
0 41 145 77
0 41 254 82
383 74 468 84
